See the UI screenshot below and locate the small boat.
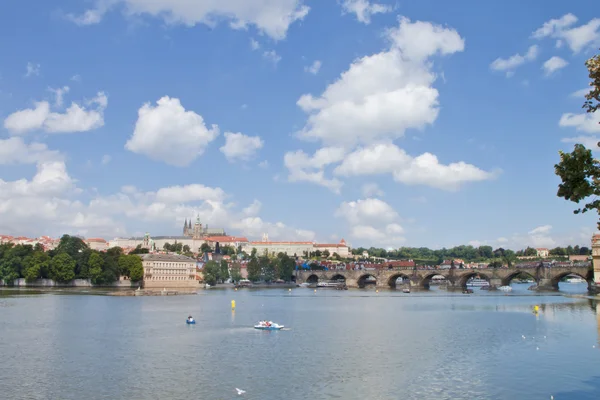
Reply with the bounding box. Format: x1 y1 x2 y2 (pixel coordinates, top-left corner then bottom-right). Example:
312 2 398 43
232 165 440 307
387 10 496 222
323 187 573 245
498 285 512 292
466 278 489 287
254 321 284 330
402 288 410 293
462 288 474 294
186 319 196 325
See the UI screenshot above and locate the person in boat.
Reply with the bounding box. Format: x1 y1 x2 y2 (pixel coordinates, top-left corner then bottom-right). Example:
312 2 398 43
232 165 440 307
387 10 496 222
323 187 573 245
188 315 194 322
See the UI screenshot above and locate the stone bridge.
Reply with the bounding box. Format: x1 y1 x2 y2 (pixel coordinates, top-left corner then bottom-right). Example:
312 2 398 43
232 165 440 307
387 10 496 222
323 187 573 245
296 265 593 291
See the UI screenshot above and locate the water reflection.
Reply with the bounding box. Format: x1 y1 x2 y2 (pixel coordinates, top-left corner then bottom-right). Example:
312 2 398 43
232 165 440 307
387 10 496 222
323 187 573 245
0 290 599 399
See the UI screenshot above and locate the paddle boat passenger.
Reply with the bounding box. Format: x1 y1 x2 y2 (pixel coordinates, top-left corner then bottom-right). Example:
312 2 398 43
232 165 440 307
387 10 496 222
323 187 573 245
188 315 195 323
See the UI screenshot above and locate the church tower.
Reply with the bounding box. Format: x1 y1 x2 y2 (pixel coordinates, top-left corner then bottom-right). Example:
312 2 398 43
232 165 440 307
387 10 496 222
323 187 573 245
193 214 203 239
183 218 188 236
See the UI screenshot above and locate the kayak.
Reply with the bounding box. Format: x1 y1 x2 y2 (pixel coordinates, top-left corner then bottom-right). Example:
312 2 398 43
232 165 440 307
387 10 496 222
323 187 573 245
186 320 196 325
254 323 283 330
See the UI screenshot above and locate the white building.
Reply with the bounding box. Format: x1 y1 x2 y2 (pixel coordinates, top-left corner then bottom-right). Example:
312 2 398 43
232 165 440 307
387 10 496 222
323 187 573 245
141 253 198 289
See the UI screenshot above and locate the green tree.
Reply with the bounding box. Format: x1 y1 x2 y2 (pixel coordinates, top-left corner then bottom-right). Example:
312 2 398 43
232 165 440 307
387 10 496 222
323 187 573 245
129 256 143 282
23 252 51 282
220 260 230 282
202 261 219 286
584 50 599 115
130 245 149 255
200 243 212 254
247 256 260 282
88 252 104 284
277 253 295 281
524 247 537 256
331 252 340 260
230 263 242 282
555 51 600 228
314 249 322 258
163 243 171 252
322 249 330 258
50 253 76 283
260 256 275 282
183 244 191 253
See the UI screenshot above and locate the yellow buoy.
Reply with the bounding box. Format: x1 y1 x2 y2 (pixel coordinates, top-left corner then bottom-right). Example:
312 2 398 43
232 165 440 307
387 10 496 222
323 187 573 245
231 300 236 310
314 289 316 293
234 288 238 291
376 289 379 293
288 288 291 292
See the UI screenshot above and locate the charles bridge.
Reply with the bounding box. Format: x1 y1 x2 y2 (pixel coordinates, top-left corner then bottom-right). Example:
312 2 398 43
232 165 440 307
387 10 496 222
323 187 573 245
295 264 593 291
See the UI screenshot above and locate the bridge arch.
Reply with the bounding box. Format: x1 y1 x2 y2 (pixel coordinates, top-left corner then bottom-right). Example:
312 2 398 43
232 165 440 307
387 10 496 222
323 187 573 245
501 270 537 287
357 273 377 288
457 272 491 288
330 274 346 283
420 273 448 289
388 273 411 288
550 271 591 287
306 274 319 284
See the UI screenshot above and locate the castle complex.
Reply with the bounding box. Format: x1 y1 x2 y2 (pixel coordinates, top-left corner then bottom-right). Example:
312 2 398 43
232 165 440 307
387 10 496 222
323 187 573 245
182 215 226 238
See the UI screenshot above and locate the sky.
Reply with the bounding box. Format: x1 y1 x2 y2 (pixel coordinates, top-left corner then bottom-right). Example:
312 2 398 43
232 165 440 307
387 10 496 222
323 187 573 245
0 0 599 250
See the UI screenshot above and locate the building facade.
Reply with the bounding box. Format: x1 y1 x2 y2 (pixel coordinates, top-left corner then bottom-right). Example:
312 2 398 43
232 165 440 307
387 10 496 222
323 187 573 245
141 253 198 289
314 239 350 258
536 248 549 258
592 234 600 285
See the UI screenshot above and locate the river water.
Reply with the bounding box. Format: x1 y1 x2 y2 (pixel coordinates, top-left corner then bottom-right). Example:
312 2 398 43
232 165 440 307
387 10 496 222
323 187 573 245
1 283 599 400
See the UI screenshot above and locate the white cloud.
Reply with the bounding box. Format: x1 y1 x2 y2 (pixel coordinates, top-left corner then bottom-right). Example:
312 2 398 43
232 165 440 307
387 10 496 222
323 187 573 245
258 160 269 169
335 198 404 246
283 147 345 193
542 56 568 76
67 0 310 40
490 45 538 76
340 0 391 24
532 14 600 53
529 225 552 235
25 62 40 77
71 74 82 82
561 135 600 150
124 96 220 167
101 154 112 165
3 91 107 135
283 17 491 193
155 184 226 203
570 88 591 98
559 111 600 134
220 132 264 162
263 50 281 64
305 60 322 75
295 16 464 147
242 200 262 216
334 143 497 191
0 137 63 165
250 38 260 50
0 160 314 240
48 86 70 107
361 183 384 197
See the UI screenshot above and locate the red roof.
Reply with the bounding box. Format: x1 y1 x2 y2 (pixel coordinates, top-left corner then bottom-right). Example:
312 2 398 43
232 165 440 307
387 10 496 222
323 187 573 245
205 236 248 243
86 238 107 243
248 241 314 245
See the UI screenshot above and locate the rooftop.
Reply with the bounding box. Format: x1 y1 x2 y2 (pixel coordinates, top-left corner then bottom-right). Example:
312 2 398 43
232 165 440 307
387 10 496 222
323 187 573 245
140 254 197 262
204 236 248 242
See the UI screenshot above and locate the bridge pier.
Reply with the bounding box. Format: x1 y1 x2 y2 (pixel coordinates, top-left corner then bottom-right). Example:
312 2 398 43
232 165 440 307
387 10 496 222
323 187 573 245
532 278 559 292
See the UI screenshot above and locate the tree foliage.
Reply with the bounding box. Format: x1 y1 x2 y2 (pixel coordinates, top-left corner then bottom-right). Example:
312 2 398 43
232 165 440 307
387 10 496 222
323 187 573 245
555 49 600 228
0 236 143 286
584 50 600 115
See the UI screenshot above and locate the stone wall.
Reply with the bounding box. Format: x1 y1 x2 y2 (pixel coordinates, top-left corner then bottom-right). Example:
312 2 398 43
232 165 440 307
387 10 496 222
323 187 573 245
2 278 137 288
143 280 200 289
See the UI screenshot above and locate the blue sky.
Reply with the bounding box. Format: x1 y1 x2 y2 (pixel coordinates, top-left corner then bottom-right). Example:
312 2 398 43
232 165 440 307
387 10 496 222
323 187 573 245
0 0 599 250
